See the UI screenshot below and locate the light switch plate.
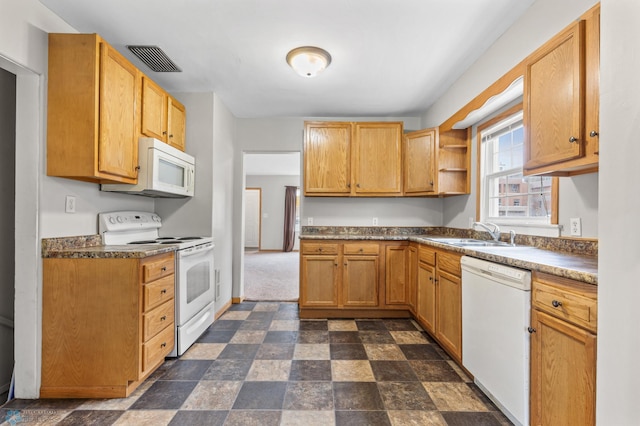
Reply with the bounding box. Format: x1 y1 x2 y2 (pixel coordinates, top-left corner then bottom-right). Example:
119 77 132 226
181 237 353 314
307 217 313 226
65 195 76 213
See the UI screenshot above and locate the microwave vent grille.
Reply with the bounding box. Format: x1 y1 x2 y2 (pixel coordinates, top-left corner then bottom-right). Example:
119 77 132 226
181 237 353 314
126 45 182 72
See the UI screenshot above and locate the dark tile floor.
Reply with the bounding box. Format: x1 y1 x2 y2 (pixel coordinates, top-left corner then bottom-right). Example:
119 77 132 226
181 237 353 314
1 302 512 425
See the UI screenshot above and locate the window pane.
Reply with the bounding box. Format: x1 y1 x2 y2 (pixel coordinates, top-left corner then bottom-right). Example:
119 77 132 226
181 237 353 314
480 111 552 224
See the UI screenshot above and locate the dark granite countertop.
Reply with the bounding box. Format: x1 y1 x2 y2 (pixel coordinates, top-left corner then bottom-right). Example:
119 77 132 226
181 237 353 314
300 226 598 285
41 235 177 259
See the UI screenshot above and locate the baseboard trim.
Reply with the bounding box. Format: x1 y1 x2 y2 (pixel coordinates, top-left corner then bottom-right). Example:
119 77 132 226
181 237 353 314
215 299 233 320
231 297 245 304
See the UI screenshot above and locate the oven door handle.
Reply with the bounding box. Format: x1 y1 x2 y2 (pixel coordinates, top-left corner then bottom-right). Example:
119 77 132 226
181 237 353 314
179 244 214 258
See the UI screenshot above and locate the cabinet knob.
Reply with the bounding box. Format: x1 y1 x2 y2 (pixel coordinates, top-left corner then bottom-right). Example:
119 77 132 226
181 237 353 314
429 277 433 281
551 300 563 308
318 248 323 252
347 183 351 188
569 136 578 143
169 134 174 138
161 289 167 294
359 248 363 253
161 316 166 321
527 326 536 334
161 342 167 348
162 131 167 135
356 183 360 188
429 181 434 186
590 130 599 137
161 266 167 272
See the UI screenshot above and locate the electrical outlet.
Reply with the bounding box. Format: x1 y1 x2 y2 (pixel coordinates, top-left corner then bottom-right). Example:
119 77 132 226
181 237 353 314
372 217 378 226
307 217 313 226
569 217 582 236
65 195 76 213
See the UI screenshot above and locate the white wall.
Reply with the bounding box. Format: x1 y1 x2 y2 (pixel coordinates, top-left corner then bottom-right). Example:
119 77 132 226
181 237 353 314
246 175 301 251
156 92 236 315
422 0 599 238
597 0 640 423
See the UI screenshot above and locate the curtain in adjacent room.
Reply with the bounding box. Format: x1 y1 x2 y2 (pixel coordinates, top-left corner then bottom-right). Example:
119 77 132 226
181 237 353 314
283 186 297 252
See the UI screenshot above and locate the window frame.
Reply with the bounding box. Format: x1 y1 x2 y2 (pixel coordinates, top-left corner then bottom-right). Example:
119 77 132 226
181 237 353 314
475 104 558 225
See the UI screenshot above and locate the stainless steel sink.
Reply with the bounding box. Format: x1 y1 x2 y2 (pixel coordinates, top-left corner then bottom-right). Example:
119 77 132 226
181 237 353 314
425 237 512 247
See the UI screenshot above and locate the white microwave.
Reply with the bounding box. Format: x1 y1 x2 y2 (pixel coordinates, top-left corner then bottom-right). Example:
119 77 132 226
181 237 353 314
101 138 195 198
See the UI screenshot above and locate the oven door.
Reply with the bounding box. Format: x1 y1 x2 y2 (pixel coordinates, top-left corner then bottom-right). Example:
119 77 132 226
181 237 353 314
176 243 215 326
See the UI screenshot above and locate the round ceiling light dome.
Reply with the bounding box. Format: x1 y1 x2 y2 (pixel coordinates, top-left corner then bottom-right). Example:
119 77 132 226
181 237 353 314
286 46 332 78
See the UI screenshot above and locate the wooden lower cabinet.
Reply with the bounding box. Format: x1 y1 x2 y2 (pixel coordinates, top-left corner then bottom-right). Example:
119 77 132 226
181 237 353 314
529 273 597 425
435 269 462 361
299 240 412 317
413 245 462 362
41 252 175 398
416 259 436 334
406 244 418 314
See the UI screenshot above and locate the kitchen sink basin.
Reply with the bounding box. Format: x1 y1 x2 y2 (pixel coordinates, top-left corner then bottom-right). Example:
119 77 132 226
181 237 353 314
425 237 512 247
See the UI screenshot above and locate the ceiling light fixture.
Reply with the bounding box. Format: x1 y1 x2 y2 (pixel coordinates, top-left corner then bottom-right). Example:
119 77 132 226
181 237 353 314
286 46 332 78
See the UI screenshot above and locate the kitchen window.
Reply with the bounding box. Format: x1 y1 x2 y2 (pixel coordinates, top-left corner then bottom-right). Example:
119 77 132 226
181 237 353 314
477 105 558 228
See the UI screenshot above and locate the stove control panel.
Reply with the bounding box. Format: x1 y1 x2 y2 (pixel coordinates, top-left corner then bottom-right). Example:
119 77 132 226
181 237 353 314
99 211 162 234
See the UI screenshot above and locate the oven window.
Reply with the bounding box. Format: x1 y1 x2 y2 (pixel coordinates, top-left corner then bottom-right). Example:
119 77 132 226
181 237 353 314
186 262 211 303
159 157 185 187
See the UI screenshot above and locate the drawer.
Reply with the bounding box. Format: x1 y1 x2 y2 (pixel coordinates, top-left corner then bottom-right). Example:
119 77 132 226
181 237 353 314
418 245 436 266
438 251 462 276
302 243 339 255
142 253 175 283
143 275 175 311
143 299 175 341
532 278 597 332
143 324 174 372
343 243 379 255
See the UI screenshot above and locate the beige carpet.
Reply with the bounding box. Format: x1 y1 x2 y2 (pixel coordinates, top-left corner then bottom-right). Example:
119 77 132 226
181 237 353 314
244 251 299 301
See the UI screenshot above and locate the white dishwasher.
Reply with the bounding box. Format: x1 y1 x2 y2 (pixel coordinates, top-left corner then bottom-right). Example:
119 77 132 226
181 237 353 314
461 256 531 426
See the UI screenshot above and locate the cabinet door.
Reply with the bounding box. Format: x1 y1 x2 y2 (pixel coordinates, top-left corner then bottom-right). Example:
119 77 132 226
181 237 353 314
407 245 418 313
300 255 340 307
167 96 186 151
404 128 436 194
435 269 462 361
343 256 379 307
524 21 585 171
416 261 436 334
98 42 139 180
385 245 408 306
530 309 596 426
353 122 403 195
304 122 351 195
141 77 168 141
584 4 600 157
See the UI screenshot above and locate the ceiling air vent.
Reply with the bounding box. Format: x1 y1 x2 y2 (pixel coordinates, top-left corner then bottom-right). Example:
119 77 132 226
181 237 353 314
126 45 182 72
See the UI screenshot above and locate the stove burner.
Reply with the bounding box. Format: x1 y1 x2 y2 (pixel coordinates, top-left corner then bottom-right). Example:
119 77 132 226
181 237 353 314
179 237 202 241
129 240 159 244
160 240 181 244
156 237 176 240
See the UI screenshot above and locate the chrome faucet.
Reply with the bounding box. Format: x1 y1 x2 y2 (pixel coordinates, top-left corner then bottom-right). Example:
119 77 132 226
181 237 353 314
473 222 501 242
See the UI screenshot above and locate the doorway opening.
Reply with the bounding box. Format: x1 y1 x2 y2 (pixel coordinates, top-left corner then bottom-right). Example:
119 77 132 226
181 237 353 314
0 66 16 403
242 152 300 301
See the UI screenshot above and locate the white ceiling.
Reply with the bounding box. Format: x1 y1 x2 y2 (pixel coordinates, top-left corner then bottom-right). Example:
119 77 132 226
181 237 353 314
39 0 534 119
244 153 300 176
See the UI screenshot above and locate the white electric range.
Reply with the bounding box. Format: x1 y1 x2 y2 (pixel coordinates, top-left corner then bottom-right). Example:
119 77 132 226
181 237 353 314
99 211 215 357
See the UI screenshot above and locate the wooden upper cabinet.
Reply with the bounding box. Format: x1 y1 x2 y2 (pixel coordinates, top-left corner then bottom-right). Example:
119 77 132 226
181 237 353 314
524 4 600 176
141 77 187 151
141 76 168 141
353 122 403 195
47 33 139 184
167 96 186 151
304 122 352 196
404 128 437 195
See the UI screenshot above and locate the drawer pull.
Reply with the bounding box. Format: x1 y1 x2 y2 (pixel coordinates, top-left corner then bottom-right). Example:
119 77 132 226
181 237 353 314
551 300 563 308
161 266 167 272
359 248 363 253
161 316 167 321
318 248 323 252
161 289 167 294
528 327 536 334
